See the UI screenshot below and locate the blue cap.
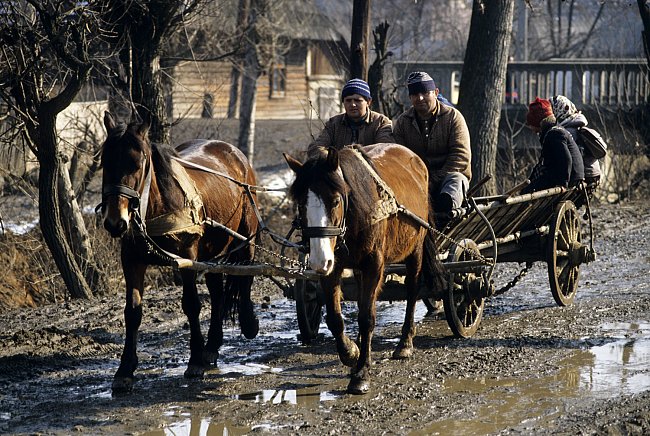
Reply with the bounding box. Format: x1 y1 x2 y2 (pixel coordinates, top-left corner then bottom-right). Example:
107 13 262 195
407 71 437 95
341 79 371 101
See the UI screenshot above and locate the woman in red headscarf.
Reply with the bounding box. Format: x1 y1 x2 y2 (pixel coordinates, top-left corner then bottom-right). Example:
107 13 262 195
521 97 584 194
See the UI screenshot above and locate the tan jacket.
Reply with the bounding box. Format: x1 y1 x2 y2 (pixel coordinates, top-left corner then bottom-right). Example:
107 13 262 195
307 111 394 157
393 103 472 181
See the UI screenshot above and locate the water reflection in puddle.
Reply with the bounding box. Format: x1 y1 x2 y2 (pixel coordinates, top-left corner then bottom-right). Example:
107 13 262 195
418 320 650 435
144 417 250 436
234 386 341 405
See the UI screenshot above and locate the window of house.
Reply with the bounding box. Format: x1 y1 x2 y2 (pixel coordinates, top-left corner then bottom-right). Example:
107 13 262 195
202 93 213 118
270 58 286 98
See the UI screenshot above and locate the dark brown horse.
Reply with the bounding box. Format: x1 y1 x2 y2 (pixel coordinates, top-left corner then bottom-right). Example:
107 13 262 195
100 112 259 392
285 144 445 394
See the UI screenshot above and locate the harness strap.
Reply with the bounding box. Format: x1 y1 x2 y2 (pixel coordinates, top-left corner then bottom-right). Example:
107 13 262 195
347 147 400 224
171 156 286 192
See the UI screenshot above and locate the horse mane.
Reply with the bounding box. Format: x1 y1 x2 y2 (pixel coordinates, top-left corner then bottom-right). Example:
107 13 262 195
105 120 184 211
150 142 185 211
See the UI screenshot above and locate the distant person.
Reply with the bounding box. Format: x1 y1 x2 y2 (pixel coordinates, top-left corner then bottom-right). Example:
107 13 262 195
393 71 471 228
521 97 584 194
550 95 601 189
307 79 394 157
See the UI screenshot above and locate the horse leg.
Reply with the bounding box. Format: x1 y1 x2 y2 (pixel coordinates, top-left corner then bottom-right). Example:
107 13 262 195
322 273 359 367
180 269 207 378
236 222 259 339
112 261 147 393
393 252 422 360
236 274 258 339
348 258 383 395
204 272 225 365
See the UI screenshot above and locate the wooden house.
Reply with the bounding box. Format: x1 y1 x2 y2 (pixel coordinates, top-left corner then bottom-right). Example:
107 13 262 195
168 2 349 121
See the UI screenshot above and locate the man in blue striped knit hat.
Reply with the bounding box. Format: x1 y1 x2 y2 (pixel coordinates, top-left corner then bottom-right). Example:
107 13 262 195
307 78 394 157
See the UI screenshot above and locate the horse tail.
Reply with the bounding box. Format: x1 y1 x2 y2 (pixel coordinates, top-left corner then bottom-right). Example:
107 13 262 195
421 229 447 292
421 198 447 292
223 216 259 339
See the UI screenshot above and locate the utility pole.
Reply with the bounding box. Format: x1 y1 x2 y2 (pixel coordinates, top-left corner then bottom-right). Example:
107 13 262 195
350 0 371 80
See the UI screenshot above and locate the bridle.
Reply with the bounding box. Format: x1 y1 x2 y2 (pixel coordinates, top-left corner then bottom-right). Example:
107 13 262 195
96 152 153 223
297 190 349 253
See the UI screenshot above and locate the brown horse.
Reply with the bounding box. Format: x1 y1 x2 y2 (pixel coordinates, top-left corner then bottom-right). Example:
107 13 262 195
100 112 259 392
285 144 445 394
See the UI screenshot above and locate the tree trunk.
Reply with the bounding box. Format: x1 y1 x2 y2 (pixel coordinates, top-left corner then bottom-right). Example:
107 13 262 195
368 21 390 112
38 112 93 300
239 48 259 166
58 160 106 292
131 35 168 144
457 0 515 196
228 0 251 119
238 0 260 165
350 0 371 80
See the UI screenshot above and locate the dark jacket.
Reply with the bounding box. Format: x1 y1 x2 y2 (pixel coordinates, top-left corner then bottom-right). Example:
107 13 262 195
558 113 601 179
523 124 585 194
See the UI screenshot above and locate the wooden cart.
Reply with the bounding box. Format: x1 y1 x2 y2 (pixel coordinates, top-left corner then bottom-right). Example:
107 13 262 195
288 183 596 342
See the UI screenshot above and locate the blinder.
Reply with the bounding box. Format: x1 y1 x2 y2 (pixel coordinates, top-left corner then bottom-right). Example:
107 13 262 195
95 154 152 220
297 192 348 253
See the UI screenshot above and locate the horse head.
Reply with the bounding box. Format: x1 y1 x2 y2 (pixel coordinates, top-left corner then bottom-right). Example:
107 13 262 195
285 147 348 275
99 111 152 238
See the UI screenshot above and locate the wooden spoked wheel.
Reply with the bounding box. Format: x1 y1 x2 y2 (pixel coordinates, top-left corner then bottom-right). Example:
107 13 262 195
444 239 485 338
295 254 323 344
547 200 582 306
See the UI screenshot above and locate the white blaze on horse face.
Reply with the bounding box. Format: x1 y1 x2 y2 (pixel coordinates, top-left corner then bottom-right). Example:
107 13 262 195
102 196 132 234
306 190 335 275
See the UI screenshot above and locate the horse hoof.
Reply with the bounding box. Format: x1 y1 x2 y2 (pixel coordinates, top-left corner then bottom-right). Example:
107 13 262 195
184 365 205 379
347 376 370 395
338 339 360 367
203 350 219 366
112 376 134 393
240 313 259 339
392 346 413 360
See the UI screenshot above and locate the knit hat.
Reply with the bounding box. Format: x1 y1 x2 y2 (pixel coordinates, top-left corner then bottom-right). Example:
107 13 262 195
526 97 553 128
550 95 577 123
341 79 371 101
407 71 437 95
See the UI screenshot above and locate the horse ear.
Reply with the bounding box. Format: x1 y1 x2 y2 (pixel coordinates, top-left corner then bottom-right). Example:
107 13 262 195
283 153 303 173
104 111 117 132
326 147 339 170
137 113 151 138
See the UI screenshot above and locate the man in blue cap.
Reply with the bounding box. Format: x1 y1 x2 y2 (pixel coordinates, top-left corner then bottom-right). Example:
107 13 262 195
307 78 394 157
393 71 471 229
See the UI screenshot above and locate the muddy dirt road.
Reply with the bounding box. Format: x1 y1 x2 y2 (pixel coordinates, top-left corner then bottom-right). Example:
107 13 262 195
1 200 649 435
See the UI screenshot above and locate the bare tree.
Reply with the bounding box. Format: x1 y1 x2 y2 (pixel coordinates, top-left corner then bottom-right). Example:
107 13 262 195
457 0 515 196
0 1 106 299
236 0 289 164
368 21 393 113
105 0 206 143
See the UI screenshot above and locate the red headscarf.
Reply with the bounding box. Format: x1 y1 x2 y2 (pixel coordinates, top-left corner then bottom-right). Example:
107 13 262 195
526 97 553 128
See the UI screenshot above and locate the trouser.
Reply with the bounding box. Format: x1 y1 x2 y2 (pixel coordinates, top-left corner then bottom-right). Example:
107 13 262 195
430 172 469 211
430 172 469 229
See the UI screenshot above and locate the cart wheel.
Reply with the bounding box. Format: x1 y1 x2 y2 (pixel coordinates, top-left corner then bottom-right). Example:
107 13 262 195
547 200 581 306
295 277 322 344
444 239 484 338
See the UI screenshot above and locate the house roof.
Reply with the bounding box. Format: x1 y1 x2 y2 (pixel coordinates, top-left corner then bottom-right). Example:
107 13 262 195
282 0 348 43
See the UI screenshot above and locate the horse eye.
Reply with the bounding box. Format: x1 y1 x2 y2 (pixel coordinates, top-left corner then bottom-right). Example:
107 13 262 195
332 196 341 207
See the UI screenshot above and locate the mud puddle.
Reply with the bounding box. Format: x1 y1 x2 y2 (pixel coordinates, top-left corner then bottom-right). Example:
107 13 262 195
141 303 650 435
